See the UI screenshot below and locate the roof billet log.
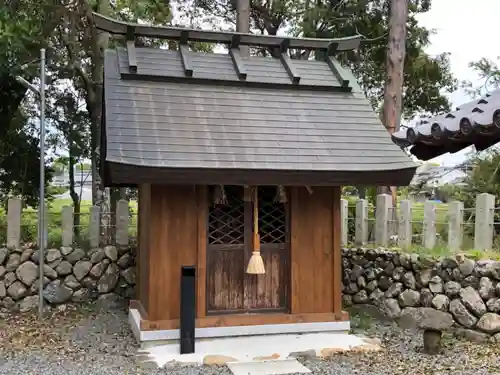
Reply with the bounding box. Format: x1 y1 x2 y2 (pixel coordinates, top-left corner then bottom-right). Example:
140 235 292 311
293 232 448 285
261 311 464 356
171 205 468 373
326 56 349 88
93 12 362 52
229 51 247 80
179 31 193 77
279 40 301 84
228 35 247 80
126 26 137 73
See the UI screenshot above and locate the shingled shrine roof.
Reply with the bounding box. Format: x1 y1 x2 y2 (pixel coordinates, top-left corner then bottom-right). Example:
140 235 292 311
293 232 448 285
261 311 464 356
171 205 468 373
392 89 500 161
95 13 417 186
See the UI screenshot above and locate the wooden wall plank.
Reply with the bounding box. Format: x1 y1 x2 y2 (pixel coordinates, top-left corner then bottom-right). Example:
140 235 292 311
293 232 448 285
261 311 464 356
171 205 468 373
290 186 335 314
147 185 198 321
207 247 245 311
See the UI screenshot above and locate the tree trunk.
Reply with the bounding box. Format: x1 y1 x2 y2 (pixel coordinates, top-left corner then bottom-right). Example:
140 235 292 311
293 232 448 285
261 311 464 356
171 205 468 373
357 186 365 199
79 0 111 243
236 0 250 56
383 0 408 135
382 0 408 233
68 155 81 239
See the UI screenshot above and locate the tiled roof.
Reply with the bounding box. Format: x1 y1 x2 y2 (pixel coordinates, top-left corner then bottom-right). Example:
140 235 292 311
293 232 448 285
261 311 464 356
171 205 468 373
97 13 417 186
104 48 416 175
392 89 500 160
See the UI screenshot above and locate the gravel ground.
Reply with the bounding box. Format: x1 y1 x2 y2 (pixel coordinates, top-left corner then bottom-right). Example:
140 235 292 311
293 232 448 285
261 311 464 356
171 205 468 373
1 303 500 375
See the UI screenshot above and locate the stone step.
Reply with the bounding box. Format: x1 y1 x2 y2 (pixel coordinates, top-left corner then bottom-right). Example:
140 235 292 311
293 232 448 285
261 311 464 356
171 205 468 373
227 358 311 375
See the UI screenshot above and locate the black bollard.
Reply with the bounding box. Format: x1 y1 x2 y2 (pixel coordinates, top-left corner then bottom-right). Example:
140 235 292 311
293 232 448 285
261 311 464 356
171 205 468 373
180 265 196 354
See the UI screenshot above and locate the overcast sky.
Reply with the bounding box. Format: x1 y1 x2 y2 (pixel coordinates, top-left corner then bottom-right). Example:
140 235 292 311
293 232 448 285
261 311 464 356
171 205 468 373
416 0 500 166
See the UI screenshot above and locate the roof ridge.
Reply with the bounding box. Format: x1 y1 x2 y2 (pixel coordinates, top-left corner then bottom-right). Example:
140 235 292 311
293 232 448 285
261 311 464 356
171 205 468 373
93 12 362 53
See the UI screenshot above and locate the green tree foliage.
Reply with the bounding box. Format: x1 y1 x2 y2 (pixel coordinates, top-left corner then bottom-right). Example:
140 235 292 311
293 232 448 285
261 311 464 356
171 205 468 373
1 0 178 207
0 109 54 206
194 0 456 117
48 83 91 233
445 151 500 206
442 150 500 239
462 57 500 97
0 0 62 206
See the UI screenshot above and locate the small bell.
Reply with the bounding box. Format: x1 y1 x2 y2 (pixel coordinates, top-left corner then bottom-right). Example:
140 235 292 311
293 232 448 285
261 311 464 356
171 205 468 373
274 185 287 203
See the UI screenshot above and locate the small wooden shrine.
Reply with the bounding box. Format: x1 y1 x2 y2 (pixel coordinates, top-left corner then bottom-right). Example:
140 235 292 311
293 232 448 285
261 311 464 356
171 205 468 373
94 13 417 344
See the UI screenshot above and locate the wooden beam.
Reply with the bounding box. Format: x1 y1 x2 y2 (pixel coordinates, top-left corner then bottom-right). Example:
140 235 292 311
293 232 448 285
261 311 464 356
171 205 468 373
279 40 300 84
93 12 362 53
230 34 241 49
179 29 189 45
126 25 137 73
140 312 350 331
229 48 247 80
179 31 193 78
326 57 349 88
326 42 338 55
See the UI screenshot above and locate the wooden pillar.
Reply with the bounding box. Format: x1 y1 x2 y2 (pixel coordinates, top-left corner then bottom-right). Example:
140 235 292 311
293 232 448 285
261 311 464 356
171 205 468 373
332 187 342 315
196 185 208 319
137 183 151 313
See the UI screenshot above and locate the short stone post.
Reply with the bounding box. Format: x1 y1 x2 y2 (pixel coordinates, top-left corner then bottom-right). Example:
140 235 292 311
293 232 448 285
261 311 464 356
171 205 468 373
398 200 412 249
375 194 392 247
340 199 348 246
7 198 22 249
115 199 129 246
448 201 463 251
89 206 100 248
61 205 73 247
37 204 49 248
474 193 495 250
423 200 436 249
355 199 368 245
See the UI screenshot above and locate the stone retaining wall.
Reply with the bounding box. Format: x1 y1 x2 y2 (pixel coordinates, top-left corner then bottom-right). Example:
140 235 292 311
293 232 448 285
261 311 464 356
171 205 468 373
342 248 500 341
0 245 136 312
2 244 500 342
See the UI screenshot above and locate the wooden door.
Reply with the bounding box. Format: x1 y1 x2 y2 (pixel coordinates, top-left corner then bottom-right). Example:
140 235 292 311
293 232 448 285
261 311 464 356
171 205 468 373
206 186 289 315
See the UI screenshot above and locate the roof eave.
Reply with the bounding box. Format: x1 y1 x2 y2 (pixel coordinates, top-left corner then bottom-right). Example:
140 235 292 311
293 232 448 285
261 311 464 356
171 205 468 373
103 161 418 187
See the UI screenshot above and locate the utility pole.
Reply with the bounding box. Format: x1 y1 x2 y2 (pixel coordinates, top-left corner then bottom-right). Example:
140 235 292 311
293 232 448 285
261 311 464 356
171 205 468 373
236 0 250 57
380 0 408 205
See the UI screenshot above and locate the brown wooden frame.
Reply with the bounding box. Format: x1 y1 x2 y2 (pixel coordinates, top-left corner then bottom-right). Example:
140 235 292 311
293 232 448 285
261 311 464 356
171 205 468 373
134 184 349 330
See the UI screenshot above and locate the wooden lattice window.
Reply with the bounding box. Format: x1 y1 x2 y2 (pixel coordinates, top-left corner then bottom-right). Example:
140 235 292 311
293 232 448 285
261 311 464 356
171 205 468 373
208 186 245 245
258 187 286 244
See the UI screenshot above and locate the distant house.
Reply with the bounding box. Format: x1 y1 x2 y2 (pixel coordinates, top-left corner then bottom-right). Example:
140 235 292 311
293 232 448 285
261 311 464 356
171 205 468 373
52 168 92 188
411 164 467 186
409 164 467 202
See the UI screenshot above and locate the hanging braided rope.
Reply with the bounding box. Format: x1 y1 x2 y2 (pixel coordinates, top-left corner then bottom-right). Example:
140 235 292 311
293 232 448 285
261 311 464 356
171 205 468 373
246 186 265 274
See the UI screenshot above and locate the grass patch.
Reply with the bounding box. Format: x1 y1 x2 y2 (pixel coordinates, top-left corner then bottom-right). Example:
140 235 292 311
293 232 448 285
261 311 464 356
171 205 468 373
411 202 448 223
350 311 375 332
383 244 500 261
